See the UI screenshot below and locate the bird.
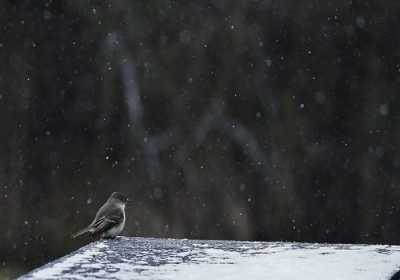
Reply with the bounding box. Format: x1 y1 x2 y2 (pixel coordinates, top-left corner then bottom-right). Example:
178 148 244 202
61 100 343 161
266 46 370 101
72 192 128 239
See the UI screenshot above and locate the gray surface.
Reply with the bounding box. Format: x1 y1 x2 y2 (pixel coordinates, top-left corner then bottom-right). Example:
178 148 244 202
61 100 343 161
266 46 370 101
19 237 400 280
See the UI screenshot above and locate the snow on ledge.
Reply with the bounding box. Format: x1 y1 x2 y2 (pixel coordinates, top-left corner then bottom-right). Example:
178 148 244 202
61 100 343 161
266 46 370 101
19 237 400 280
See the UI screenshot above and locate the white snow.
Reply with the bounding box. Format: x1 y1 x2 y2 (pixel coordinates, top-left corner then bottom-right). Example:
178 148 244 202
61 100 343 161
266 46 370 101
157 245 400 280
22 238 400 280
28 243 107 280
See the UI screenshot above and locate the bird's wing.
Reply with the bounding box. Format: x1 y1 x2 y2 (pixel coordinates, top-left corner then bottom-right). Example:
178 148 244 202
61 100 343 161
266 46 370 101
90 208 123 235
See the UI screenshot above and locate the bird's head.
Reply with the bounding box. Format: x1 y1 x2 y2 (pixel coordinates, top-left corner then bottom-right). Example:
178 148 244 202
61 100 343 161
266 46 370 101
109 192 129 205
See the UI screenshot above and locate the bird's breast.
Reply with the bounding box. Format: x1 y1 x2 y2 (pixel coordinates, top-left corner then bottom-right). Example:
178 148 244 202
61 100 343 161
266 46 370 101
102 210 126 238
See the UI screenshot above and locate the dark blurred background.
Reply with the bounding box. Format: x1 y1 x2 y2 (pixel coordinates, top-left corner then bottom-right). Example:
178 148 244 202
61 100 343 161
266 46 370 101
2 0 400 278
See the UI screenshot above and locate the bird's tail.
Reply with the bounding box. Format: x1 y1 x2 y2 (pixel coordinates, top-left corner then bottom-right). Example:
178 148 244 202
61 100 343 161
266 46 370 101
71 227 89 239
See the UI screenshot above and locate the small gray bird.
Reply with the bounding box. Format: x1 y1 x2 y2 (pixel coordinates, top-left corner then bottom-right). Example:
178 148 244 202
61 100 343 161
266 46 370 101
72 192 128 239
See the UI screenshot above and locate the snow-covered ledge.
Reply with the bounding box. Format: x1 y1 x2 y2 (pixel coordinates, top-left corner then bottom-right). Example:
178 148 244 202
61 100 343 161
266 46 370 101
18 237 400 280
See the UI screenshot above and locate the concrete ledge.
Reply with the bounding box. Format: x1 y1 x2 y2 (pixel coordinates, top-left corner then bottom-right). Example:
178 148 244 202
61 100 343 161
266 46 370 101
19 237 400 279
